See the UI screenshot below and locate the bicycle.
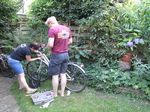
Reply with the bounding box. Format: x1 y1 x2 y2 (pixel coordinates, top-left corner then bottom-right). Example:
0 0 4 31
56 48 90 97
0 46 15 78
26 44 88 93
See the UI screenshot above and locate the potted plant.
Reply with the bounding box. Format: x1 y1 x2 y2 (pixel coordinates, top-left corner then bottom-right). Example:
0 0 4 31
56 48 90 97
117 29 145 71
117 29 145 62
121 38 144 62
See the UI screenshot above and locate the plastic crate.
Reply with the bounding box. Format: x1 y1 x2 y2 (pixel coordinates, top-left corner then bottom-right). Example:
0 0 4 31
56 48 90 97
31 91 54 105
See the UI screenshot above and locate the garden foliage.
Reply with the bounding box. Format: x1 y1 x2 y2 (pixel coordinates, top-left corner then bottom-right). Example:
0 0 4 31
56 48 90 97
0 0 23 53
85 56 150 100
79 0 150 100
0 0 149 100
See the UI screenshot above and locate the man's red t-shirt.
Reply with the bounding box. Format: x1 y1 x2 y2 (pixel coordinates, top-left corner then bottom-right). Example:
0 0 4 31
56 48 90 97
48 25 72 54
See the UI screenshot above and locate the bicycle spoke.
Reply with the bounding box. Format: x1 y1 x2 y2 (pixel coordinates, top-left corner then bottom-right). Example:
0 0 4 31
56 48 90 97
66 63 87 92
26 61 49 82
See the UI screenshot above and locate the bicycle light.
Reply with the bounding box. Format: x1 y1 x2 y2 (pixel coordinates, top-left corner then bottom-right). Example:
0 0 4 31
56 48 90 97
81 64 84 68
41 44 46 47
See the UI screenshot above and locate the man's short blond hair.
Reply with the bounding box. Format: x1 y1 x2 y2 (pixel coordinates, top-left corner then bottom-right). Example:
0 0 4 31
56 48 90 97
45 16 58 26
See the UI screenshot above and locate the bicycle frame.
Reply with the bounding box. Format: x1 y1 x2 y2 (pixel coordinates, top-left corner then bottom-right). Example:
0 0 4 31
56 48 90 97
40 53 49 66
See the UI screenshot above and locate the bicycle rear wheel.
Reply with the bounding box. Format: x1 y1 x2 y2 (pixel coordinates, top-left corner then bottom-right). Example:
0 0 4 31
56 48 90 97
0 58 15 78
65 63 87 92
26 61 49 82
2 66 15 78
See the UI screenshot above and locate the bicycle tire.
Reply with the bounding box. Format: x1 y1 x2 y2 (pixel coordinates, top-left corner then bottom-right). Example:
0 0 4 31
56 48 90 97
2 66 15 78
65 63 87 93
0 57 15 78
26 61 49 82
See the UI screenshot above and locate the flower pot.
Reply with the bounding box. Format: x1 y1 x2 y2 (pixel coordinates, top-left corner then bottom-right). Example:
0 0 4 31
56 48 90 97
122 53 133 62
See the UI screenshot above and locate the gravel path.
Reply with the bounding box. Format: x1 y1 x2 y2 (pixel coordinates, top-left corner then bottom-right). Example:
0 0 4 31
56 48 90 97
0 74 21 112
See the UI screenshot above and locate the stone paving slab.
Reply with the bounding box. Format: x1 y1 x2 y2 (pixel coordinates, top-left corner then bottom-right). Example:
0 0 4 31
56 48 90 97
0 74 21 112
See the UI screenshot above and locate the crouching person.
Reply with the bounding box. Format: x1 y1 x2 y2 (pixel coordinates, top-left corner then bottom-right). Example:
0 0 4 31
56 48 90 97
8 42 41 94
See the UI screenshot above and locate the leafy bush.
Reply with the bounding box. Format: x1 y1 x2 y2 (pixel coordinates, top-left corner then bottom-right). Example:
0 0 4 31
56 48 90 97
84 56 150 100
0 0 23 52
79 0 150 64
28 0 99 22
0 0 22 35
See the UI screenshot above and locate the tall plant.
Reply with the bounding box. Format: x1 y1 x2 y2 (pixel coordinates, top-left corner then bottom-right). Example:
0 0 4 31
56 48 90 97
134 0 150 63
0 0 23 35
0 0 23 52
77 0 128 65
28 0 99 22
79 0 149 64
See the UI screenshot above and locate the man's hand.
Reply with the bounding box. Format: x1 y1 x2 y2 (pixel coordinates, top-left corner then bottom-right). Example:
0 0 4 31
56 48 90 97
34 50 41 54
37 57 41 60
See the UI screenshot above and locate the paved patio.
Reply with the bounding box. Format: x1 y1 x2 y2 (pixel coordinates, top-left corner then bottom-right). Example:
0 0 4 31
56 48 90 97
0 74 21 112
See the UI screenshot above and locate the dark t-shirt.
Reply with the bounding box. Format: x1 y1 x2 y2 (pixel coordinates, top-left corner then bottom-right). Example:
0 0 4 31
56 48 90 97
10 43 31 61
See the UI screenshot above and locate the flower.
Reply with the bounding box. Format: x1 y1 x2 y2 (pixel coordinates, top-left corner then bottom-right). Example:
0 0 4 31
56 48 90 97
124 41 134 47
134 38 144 44
123 38 144 51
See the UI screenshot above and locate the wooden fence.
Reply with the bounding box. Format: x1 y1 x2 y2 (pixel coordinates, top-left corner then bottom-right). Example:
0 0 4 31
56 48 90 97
17 14 83 45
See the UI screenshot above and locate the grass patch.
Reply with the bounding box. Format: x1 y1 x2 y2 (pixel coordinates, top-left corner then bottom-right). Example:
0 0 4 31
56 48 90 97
11 79 150 112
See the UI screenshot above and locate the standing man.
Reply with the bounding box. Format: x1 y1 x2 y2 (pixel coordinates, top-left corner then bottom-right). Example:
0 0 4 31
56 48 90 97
45 16 73 97
8 42 41 94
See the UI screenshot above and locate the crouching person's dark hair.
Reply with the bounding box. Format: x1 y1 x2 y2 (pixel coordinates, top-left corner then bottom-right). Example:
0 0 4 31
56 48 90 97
29 42 39 50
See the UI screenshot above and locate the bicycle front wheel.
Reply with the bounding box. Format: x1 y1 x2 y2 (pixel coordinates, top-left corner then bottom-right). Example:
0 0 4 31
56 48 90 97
26 61 49 82
66 63 87 92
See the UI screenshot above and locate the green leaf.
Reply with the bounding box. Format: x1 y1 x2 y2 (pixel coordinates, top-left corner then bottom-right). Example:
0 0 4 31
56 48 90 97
113 81 120 85
125 29 132 32
130 47 133 51
75 54 80 59
133 85 139 89
131 33 137 36
133 29 141 33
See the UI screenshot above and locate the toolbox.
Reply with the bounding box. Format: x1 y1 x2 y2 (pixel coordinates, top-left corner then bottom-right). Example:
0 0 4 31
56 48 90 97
31 91 54 105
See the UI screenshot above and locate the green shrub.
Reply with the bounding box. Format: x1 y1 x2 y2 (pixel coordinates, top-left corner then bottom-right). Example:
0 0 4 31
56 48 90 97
0 0 23 53
84 59 150 100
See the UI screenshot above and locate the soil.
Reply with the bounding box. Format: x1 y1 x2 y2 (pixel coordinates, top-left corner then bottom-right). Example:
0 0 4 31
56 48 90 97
0 74 21 112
